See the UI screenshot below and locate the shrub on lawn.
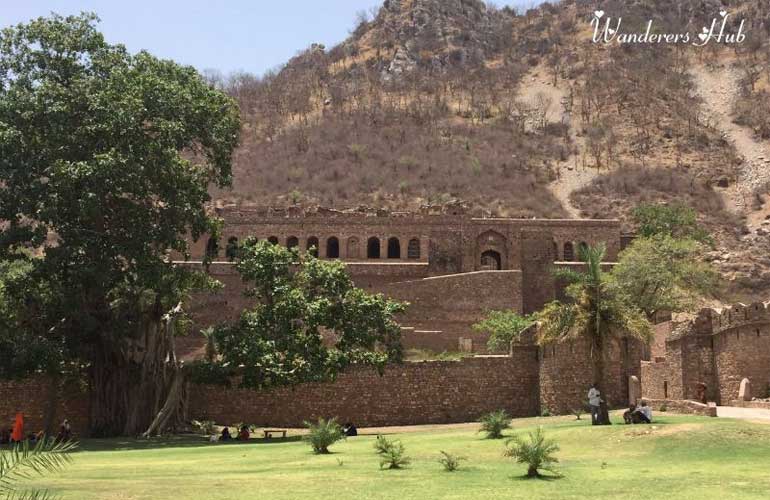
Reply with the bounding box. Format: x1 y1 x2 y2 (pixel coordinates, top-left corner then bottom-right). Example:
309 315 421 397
304 418 344 454
479 410 511 439
504 426 560 478
438 451 467 472
374 435 410 469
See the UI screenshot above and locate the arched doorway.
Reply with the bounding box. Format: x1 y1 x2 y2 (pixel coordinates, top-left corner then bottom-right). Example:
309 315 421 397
563 242 575 262
347 237 360 259
407 238 421 259
307 237 319 257
286 236 299 249
387 238 401 259
326 237 340 259
367 237 381 259
480 250 502 270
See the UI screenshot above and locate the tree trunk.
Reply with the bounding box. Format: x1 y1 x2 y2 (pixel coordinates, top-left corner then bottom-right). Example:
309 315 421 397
592 335 611 425
88 303 187 437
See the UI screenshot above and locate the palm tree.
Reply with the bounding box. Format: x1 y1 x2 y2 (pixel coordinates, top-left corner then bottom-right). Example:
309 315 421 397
0 438 76 499
536 244 652 421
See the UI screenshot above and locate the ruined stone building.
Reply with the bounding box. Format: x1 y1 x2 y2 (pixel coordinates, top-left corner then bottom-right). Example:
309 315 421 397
182 206 623 352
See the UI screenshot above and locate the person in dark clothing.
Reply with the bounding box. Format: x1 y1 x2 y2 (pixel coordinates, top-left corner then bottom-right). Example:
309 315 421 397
219 427 232 441
342 423 357 437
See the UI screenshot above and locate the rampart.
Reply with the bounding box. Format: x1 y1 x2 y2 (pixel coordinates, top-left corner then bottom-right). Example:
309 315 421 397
641 302 770 405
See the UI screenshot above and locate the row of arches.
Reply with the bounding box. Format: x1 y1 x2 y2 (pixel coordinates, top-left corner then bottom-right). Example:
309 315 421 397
554 241 589 262
207 236 422 261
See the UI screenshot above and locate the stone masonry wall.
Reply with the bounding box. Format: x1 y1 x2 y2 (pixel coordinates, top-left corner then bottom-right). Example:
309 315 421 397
189 352 540 428
0 377 89 437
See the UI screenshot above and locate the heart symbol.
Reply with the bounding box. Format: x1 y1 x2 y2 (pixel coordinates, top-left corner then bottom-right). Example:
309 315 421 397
702 27 709 33
608 28 616 35
698 33 708 41
720 10 727 17
594 10 604 18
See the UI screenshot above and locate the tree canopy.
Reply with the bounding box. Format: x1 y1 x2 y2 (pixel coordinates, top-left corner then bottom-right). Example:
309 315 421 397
472 310 534 352
0 13 240 436
209 239 406 389
632 203 713 245
610 235 717 319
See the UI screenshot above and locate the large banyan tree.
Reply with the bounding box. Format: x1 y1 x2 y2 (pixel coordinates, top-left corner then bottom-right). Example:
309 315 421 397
0 13 240 436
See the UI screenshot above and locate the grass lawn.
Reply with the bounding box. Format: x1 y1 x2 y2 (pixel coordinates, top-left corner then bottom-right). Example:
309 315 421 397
28 414 770 500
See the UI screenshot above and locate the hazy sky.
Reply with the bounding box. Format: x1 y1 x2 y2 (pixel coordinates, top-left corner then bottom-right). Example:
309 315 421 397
2 1 545 76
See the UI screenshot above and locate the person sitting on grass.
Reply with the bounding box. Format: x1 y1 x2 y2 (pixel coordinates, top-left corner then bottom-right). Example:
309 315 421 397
623 404 637 424
342 423 357 437
237 425 250 441
219 427 232 441
635 400 652 424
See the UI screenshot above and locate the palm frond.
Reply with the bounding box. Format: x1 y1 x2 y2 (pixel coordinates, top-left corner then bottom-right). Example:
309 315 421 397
0 438 77 496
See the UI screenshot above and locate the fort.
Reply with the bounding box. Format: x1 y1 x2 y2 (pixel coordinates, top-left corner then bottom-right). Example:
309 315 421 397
182 205 624 353
4 207 770 434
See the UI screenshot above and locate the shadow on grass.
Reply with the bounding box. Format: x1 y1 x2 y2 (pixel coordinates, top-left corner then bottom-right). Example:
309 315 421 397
76 434 304 452
510 474 563 482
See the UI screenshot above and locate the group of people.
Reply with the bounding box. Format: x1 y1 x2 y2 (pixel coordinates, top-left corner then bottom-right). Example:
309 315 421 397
219 424 251 442
587 384 653 425
0 418 72 445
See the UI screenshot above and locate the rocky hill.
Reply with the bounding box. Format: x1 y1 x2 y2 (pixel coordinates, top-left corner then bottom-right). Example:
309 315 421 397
211 0 770 302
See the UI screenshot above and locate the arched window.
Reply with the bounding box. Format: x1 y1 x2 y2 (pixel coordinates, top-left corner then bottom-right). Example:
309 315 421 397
347 237 360 259
286 236 299 249
552 241 559 262
387 237 401 259
326 237 340 259
578 241 589 259
367 237 381 259
563 242 575 262
480 250 502 270
205 237 220 260
307 237 319 258
268 236 279 245
407 239 420 259
225 237 239 261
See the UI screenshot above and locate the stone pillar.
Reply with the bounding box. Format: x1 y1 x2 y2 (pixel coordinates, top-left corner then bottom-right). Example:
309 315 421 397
628 375 641 406
739 378 751 402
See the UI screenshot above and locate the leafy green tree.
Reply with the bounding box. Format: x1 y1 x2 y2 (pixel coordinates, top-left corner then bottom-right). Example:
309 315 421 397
473 310 534 352
632 203 713 245
610 236 718 319
536 245 652 416
0 438 77 499
0 13 240 436
211 239 405 389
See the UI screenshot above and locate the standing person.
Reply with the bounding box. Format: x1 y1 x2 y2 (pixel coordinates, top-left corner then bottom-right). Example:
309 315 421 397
588 383 602 425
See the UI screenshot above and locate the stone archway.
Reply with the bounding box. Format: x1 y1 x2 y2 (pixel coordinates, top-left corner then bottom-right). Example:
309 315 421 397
476 230 507 270
480 250 502 271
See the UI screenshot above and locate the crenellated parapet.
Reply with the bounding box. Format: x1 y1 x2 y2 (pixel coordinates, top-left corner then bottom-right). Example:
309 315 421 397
680 302 770 337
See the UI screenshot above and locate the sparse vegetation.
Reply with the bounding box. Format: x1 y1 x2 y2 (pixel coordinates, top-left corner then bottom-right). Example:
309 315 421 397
304 418 345 454
504 426 560 478
473 311 535 352
479 410 511 439
374 436 410 470
437 451 467 472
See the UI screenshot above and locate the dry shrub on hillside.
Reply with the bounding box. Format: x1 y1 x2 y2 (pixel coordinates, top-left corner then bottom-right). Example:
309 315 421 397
570 165 736 230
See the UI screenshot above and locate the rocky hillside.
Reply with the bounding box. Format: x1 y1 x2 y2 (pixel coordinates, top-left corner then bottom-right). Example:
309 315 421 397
211 0 770 302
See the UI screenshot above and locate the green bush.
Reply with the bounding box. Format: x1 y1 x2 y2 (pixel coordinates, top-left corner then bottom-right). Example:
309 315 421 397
374 435 410 469
541 407 552 417
504 426 560 478
479 410 511 439
304 418 344 454
438 451 467 472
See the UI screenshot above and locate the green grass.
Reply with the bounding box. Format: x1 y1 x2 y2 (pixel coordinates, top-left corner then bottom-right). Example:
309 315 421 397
26 414 770 499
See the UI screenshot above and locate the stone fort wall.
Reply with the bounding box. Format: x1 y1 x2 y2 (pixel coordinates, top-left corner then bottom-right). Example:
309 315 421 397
641 302 770 405
179 208 623 355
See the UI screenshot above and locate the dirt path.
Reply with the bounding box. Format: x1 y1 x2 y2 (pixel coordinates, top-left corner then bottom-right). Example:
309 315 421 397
518 67 596 218
691 63 770 227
